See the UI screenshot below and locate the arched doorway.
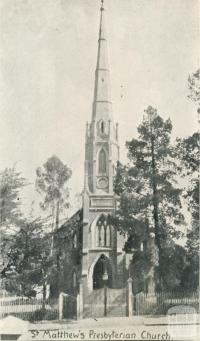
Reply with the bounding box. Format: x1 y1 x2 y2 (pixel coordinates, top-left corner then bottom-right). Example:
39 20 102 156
93 254 112 289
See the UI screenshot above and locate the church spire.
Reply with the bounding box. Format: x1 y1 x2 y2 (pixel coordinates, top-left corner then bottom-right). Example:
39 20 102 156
84 1 119 196
92 0 113 126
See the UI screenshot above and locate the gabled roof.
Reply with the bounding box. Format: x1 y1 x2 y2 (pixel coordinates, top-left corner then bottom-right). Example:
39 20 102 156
57 208 83 234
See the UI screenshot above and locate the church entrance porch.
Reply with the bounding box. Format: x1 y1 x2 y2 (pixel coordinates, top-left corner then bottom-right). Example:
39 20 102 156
81 254 127 318
93 254 112 289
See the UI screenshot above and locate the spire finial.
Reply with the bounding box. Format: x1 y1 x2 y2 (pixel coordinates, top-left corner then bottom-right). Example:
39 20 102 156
100 0 104 11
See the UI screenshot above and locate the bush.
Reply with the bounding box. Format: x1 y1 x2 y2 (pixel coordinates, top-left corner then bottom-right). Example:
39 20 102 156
29 308 58 321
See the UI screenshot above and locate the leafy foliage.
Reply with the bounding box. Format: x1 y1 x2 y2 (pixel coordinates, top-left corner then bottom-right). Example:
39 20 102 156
188 69 200 113
0 167 26 224
176 132 199 175
114 106 184 287
36 155 72 229
159 245 187 290
0 167 27 292
175 132 199 290
1 217 57 299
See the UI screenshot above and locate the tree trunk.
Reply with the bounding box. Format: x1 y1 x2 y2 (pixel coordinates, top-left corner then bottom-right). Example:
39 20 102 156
50 205 55 256
42 282 46 310
150 135 162 287
55 200 59 229
0 199 5 223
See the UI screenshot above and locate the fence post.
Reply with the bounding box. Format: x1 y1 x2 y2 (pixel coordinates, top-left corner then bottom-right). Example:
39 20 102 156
77 280 83 320
148 272 156 294
126 278 133 317
59 293 64 320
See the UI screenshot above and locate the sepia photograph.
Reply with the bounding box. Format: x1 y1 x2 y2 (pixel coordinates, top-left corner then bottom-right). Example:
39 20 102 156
0 0 199 340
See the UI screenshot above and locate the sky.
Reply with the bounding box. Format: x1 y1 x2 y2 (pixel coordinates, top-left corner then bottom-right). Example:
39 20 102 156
0 0 199 218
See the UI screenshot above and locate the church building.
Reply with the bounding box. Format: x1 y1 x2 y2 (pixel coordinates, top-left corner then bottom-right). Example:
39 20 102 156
55 0 129 297
54 1 151 315
81 0 128 293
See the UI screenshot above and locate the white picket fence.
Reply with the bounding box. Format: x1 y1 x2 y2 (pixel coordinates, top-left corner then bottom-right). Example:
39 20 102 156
135 291 199 315
0 297 59 321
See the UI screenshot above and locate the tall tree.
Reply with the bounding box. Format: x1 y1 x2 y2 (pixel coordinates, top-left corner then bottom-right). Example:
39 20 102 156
176 68 199 288
35 155 72 233
114 106 184 287
176 132 199 289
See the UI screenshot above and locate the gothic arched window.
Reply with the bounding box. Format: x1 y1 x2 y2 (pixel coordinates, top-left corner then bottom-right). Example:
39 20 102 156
96 215 111 247
72 233 77 249
99 149 106 173
72 271 77 288
101 121 105 134
71 271 78 294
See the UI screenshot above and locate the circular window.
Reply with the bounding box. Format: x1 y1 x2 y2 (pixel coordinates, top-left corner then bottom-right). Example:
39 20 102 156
98 177 108 189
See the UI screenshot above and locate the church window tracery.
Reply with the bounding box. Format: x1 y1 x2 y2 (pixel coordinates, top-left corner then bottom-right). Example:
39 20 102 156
96 215 111 247
98 149 106 173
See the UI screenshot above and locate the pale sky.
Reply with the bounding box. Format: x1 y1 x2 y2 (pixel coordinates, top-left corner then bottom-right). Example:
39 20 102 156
0 0 199 218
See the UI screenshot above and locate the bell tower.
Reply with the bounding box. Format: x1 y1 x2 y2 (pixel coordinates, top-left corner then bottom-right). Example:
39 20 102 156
81 1 125 293
84 0 119 201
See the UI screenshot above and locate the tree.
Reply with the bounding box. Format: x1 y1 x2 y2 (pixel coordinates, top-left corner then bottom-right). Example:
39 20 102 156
35 155 72 233
0 167 26 225
0 167 26 291
130 243 187 293
176 132 199 289
1 217 56 304
159 245 187 290
114 106 184 287
188 69 200 114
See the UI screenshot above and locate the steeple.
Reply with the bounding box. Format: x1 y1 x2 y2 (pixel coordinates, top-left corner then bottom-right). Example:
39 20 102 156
92 0 114 128
80 0 125 301
84 0 119 196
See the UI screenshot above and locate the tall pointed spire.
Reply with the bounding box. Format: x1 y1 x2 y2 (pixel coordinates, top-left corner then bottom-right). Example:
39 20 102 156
92 0 113 127
84 1 119 196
